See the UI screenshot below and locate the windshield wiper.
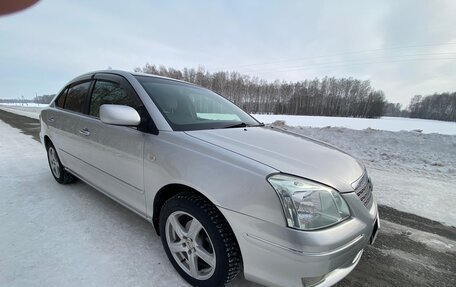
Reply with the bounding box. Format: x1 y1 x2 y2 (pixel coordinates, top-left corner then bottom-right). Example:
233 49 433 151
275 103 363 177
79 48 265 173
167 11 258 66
223 122 265 129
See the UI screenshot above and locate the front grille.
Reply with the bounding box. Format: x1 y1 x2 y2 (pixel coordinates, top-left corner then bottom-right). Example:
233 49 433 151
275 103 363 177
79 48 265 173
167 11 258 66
353 174 373 207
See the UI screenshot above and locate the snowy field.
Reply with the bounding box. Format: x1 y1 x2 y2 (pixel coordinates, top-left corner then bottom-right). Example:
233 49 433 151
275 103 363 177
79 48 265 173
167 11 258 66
253 114 456 135
0 104 48 120
0 103 49 108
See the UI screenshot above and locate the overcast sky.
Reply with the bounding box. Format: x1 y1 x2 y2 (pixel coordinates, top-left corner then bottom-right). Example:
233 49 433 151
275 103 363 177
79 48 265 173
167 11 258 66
1 0 455 106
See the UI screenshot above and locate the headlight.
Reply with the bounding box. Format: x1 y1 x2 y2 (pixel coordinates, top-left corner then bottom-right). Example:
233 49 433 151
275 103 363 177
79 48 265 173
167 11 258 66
267 174 350 230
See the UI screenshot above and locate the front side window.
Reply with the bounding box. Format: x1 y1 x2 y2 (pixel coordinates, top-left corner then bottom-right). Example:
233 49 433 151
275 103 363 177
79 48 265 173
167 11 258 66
135 76 260 131
64 82 91 113
89 80 138 117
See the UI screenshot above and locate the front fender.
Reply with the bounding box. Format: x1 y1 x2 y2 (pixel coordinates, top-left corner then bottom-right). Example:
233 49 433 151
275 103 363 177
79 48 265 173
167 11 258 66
143 131 285 226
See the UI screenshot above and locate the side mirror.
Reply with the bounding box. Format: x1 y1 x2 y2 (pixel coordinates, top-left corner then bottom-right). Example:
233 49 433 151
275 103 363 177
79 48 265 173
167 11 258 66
99 104 141 126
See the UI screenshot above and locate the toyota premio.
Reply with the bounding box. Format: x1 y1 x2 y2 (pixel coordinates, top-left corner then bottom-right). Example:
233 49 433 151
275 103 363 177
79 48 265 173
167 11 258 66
40 70 379 287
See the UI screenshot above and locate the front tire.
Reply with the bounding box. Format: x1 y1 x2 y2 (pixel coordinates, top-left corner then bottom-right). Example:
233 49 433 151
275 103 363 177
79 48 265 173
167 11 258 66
46 143 76 184
159 192 241 287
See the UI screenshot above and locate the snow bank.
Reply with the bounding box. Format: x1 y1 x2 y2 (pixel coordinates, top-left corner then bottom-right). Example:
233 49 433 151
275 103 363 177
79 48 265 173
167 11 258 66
253 114 456 135
0 103 49 108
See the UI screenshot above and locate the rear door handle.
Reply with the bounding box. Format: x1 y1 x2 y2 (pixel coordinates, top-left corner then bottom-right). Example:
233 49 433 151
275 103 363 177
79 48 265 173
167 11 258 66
48 116 55 122
79 128 91 136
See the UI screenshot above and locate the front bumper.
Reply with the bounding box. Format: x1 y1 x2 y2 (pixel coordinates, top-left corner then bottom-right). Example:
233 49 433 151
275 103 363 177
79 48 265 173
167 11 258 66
219 193 378 287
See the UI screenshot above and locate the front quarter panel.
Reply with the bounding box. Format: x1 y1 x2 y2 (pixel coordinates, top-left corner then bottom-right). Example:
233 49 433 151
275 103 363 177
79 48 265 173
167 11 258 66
143 131 286 226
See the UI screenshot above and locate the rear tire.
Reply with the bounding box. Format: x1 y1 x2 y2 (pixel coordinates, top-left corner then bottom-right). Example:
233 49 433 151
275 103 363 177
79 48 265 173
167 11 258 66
46 143 76 184
159 192 241 287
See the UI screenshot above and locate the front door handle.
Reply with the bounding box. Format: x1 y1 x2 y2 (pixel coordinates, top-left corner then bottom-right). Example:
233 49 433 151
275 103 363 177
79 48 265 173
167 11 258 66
79 128 91 136
48 116 55 122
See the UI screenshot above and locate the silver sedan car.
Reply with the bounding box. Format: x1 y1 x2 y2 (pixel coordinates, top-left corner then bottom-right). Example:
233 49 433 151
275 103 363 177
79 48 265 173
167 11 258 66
40 70 379 287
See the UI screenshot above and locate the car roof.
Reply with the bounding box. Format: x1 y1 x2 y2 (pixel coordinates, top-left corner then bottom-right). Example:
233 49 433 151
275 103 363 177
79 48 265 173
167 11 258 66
69 69 193 86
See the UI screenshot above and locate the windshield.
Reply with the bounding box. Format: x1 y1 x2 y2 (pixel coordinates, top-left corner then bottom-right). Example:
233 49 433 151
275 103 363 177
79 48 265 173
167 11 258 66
135 76 261 131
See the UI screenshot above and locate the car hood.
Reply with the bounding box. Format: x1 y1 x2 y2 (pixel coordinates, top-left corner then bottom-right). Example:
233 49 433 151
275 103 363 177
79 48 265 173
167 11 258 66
185 127 364 192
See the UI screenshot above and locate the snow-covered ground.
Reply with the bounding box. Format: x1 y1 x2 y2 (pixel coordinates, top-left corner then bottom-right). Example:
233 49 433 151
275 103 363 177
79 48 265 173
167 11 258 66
253 114 456 135
0 103 49 108
0 120 182 286
0 104 48 120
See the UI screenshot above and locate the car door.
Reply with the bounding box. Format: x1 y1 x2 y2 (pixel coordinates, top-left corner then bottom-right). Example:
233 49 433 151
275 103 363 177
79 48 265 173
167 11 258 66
74 74 147 214
46 80 92 172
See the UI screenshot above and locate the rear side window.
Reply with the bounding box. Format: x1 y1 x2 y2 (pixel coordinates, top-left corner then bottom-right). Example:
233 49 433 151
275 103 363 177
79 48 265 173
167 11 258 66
89 80 139 117
55 88 68 108
64 82 91 113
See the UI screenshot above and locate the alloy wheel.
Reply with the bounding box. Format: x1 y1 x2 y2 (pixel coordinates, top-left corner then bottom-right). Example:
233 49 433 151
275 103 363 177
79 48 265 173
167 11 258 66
165 211 216 280
48 146 61 178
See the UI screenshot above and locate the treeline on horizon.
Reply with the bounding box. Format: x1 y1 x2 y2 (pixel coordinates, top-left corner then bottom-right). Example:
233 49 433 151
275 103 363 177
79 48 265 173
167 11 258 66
135 64 386 118
408 93 456 122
